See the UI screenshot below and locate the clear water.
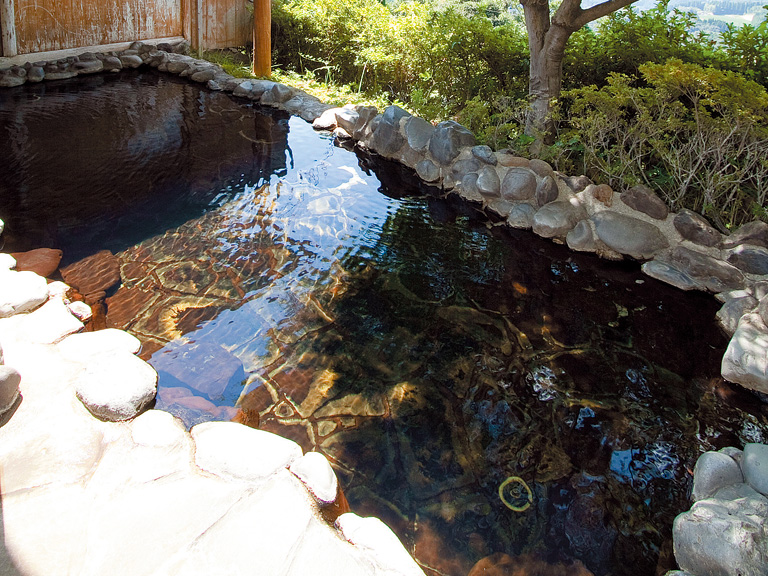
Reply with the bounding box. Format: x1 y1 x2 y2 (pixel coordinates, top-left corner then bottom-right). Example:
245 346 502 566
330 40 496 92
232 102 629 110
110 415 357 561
2 71 767 576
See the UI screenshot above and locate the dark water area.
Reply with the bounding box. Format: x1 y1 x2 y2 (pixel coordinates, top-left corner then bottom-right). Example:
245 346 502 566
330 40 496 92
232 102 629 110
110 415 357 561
2 71 767 576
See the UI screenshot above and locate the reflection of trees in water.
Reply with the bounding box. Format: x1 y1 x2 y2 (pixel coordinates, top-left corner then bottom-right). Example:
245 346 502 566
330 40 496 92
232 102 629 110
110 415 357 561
0 71 292 261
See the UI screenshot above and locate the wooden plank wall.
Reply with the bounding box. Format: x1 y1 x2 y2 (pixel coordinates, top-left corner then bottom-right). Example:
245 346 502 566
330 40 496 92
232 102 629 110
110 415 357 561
2 0 250 56
14 0 182 54
200 0 251 50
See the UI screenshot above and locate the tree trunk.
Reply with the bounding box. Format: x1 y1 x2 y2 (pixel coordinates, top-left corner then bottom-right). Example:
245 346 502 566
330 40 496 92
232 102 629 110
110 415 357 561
521 0 639 153
523 0 573 152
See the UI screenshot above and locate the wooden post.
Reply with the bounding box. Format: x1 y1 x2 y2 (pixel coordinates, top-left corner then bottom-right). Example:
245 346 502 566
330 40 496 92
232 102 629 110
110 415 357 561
253 0 271 77
1 0 18 57
196 0 203 51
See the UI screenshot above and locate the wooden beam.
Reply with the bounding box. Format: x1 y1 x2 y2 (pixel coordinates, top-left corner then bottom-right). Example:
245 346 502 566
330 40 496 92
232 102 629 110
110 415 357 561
1 0 17 57
252 0 270 77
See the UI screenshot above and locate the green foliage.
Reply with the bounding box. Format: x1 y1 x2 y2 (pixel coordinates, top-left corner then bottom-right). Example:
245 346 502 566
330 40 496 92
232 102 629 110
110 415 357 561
271 0 528 120
562 60 768 229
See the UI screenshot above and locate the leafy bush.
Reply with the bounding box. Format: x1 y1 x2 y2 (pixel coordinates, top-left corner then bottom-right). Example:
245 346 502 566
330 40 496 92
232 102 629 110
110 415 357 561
562 59 768 229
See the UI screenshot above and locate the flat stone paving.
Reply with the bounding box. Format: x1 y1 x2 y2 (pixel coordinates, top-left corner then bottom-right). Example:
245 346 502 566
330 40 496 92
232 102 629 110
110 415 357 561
0 264 424 576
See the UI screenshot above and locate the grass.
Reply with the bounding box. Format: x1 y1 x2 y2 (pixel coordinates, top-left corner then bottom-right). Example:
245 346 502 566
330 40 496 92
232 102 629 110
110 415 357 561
194 48 407 112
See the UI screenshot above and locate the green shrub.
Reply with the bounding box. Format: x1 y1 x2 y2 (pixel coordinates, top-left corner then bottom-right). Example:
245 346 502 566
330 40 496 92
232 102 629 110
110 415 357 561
563 59 768 229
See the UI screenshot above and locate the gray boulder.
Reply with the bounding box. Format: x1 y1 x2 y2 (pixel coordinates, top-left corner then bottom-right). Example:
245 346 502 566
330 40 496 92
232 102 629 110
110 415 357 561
621 185 669 220
472 145 497 165
529 158 554 178
476 166 500 198
721 313 768 393
692 451 744 501
26 66 44 82
370 106 409 158
674 209 721 247
536 175 559 206
451 158 481 180
563 175 592 192
0 365 21 414
335 108 359 135
669 246 745 292
416 159 440 183
742 443 768 497
567 220 597 253
501 168 537 201
714 483 766 502
673 496 768 576
641 260 701 291
119 54 143 69
404 116 434 152
428 121 475 165
352 106 379 141
507 203 536 229
717 295 758 336
760 297 768 326
592 212 669 260
459 174 482 202
532 201 588 239
722 221 768 249
726 245 768 275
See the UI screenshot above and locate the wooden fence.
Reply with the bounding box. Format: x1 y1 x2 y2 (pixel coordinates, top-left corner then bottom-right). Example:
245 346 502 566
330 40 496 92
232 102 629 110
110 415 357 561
0 0 251 57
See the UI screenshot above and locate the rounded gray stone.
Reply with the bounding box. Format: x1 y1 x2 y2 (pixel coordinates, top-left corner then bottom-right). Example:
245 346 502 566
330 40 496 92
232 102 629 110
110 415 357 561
760 297 768 326
415 159 440 183
713 482 766 502
370 106 409 158
459 173 481 200
451 158 481 179
717 296 759 336
721 313 768 393
592 212 670 260
27 66 45 83
722 220 768 249
566 220 597 253
674 209 721 247
670 246 745 292
476 166 500 198
742 443 768 497
428 121 475 166
641 260 701 291
501 168 537 201
532 201 588 239
726 245 768 275
528 158 554 178
621 185 669 220
0 365 21 414
471 145 497 165
404 116 434 152
507 203 536 229
673 497 768 576
536 175 559 206
692 451 744 501
563 175 592 192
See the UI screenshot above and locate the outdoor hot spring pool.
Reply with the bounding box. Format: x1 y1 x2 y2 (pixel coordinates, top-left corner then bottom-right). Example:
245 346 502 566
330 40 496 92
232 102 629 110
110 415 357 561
2 70 767 576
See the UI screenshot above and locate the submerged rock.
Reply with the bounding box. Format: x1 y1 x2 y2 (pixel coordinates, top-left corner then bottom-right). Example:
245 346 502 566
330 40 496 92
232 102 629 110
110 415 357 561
10 248 62 278
60 250 121 296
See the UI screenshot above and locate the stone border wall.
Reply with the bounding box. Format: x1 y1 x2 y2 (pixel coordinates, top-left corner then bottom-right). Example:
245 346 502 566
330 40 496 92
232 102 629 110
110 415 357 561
1 41 767 390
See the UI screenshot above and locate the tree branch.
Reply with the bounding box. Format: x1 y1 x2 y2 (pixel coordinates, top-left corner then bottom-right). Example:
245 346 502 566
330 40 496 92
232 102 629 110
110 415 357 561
571 0 639 29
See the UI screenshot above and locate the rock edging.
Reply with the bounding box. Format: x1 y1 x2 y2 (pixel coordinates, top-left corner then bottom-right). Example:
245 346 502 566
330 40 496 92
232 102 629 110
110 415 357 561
669 444 768 576
0 249 425 576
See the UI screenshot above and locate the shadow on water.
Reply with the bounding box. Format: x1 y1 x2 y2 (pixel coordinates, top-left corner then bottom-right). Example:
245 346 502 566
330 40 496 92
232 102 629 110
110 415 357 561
2 72 768 576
